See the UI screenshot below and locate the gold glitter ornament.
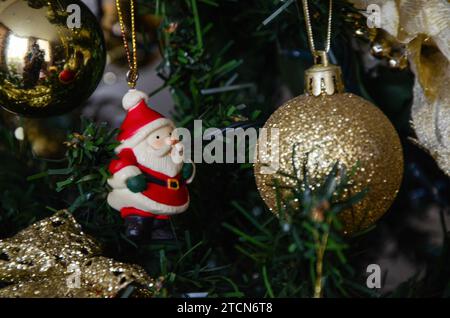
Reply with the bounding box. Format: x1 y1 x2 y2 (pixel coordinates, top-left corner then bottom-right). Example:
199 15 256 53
255 52 403 235
0 211 161 298
0 0 106 117
255 0 403 235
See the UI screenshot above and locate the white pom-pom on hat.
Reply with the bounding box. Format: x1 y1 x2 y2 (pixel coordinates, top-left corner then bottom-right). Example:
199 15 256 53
122 89 149 110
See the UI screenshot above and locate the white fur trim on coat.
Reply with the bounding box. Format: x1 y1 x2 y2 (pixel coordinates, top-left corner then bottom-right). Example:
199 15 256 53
122 89 149 110
115 118 174 153
107 188 189 215
107 165 142 189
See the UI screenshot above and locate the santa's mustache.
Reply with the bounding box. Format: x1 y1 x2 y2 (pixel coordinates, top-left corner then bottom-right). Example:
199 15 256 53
153 144 173 157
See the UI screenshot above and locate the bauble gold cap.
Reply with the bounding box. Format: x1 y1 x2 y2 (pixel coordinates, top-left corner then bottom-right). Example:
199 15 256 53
304 51 345 96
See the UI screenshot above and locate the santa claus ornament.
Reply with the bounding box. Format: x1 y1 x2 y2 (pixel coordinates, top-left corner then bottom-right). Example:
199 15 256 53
107 0 195 241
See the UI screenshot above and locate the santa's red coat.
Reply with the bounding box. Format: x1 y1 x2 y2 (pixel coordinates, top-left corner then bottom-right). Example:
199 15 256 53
109 148 189 218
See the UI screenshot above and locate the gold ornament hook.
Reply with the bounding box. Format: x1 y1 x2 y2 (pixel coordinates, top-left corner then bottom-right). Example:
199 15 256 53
313 50 329 66
300 1 343 96
305 51 344 96
116 0 138 88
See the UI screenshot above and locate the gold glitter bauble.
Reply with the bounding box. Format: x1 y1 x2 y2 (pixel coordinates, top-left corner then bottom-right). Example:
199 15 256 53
0 0 106 117
254 92 404 235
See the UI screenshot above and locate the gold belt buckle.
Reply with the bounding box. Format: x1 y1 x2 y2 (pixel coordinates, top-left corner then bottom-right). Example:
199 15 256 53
167 178 179 190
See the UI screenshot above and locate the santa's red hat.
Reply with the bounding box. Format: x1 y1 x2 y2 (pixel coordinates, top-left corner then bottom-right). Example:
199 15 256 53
115 89 173 153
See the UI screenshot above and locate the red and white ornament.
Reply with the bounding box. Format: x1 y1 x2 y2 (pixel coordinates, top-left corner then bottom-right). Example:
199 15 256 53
107 89 195 225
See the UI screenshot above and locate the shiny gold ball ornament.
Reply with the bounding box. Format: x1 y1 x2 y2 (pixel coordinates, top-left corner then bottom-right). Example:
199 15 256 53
0 0 106 117
254 52 403 235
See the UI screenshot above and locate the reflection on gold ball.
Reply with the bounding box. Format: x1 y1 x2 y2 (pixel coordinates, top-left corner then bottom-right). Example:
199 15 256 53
0 0 106 117
254 93 403 235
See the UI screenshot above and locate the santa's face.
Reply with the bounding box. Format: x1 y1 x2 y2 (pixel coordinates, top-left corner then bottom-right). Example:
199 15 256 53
145 125 176 157
132 124 183 177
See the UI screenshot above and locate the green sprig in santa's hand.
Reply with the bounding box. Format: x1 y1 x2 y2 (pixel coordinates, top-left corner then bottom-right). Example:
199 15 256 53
107 89 195 242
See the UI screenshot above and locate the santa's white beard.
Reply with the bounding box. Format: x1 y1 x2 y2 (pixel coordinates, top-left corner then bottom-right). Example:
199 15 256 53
132 142 183 177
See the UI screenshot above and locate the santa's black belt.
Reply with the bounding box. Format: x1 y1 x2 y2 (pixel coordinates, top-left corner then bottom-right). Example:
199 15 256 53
145 174 182 190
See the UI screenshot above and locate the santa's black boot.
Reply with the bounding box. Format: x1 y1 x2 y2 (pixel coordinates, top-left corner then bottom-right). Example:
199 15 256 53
151 219 174 241
124 215 153 242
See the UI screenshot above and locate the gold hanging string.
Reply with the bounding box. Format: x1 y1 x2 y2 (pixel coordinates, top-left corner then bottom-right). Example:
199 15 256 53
301 0 333 62
116 0 138 88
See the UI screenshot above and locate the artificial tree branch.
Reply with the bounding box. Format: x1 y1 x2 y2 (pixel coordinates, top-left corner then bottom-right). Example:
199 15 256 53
313 216 332 298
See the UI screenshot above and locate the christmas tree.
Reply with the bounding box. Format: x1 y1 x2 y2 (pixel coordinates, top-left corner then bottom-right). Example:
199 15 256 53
0 0 449 298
